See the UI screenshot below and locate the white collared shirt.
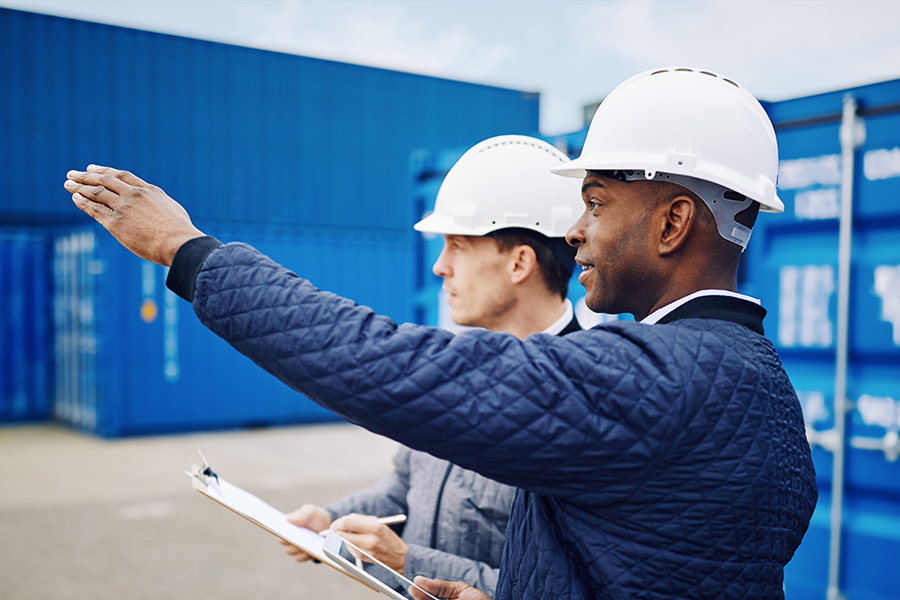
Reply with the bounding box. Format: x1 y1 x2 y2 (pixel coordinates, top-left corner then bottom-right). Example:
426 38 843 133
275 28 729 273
640 289 760 325
542 299 574 335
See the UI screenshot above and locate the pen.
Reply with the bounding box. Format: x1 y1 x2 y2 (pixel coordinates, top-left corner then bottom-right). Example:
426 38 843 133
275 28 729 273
318 514 407 536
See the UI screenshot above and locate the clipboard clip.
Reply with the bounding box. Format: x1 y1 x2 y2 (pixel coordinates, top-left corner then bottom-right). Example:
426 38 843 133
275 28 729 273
185 449 220 489
196 449 219 485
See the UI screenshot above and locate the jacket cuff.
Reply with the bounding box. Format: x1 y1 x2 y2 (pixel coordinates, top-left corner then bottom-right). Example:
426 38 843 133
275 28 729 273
165 236 224 302
404 544 426 578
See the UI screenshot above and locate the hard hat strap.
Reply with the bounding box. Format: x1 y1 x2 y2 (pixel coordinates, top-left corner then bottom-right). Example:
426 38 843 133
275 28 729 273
608 170 755 250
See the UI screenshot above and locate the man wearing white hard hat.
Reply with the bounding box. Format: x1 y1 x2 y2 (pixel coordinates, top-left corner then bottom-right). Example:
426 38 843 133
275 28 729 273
278 135 583 598
67 67 817 600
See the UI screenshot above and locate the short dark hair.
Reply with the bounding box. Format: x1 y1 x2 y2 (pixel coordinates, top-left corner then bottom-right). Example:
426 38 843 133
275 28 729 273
492 233 570 299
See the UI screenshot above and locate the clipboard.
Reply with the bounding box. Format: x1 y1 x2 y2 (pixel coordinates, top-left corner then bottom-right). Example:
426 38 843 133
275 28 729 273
184 450 371 588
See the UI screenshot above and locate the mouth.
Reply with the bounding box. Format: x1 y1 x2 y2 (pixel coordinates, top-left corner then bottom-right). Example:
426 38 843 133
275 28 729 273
575 257 594 285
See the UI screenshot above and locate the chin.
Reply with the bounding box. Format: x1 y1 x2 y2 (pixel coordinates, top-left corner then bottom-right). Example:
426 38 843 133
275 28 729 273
583 294 607 315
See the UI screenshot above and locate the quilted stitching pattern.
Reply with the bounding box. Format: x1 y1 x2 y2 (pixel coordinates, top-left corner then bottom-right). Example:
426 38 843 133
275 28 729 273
193 243 817 600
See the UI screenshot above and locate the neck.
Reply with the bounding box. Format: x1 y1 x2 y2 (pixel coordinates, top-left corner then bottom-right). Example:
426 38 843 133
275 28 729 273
638 268 738 322
493 293 568 340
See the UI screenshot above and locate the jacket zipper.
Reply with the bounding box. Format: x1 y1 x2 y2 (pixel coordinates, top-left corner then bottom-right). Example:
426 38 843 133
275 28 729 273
429 463 453 549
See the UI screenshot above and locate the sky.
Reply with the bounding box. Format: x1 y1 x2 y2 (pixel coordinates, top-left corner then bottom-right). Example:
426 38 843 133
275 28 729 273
2 0 900 134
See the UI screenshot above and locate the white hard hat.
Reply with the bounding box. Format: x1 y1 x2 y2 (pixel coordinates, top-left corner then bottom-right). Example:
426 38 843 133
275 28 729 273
414 135 583 238
552 67 783 247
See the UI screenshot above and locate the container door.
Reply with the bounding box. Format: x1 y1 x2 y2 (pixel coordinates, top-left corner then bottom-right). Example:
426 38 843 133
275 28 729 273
52 229 99 431
0 230 52 421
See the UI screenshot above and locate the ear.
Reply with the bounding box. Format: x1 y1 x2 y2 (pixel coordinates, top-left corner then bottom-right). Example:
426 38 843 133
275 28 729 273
509 244 538 284
658 195 696 256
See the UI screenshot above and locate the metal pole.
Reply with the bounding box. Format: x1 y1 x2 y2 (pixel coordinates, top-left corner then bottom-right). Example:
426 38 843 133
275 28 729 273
827 94 865 600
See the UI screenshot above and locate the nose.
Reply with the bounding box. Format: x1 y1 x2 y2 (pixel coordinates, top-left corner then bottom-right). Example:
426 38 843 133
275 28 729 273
566 213 586 248
432 244 451 278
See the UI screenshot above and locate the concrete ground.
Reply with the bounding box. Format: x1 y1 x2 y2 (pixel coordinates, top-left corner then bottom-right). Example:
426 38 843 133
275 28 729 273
0 421 400 600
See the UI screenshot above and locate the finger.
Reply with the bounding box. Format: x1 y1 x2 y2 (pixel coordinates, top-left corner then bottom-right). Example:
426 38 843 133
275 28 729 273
64 176 124 210
279 540 312 561
87 164 151 187
71 191 114 224
410 576 458 599
289 549 313 562
332 513 379 534
286 504 320 526
333 532 372 556
66 169 136 198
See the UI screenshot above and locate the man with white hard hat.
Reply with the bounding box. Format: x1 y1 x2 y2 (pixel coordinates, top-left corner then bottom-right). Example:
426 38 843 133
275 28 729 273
277 135 582 599
67 67 817 600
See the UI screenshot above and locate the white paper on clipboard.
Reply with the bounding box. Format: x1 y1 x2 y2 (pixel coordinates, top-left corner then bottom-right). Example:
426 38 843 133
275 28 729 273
184 451 358 580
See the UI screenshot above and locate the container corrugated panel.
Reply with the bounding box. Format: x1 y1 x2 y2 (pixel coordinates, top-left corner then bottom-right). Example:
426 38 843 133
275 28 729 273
2 6 541 435
0 229 52 421
745 79 900 600
51 222 411 437
0 7 539 233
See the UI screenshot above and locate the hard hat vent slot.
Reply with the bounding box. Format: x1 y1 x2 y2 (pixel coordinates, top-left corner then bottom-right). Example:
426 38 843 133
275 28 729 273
723 190 747 202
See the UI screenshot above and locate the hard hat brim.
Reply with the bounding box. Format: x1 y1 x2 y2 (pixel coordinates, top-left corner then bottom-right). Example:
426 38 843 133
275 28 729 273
551 157 785 214
413 211 487 236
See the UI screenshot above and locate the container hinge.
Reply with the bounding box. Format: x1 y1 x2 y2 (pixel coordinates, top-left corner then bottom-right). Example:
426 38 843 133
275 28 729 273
849 430 900 462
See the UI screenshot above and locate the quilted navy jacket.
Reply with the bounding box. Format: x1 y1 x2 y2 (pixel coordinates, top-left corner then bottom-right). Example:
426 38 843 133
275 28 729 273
168 239 817 600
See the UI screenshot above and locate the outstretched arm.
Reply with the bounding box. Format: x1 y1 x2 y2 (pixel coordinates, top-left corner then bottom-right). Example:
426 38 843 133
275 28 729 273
65 167 679 503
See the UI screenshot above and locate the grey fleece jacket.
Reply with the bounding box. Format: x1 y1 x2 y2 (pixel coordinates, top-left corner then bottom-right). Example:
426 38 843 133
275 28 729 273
326 446 515 598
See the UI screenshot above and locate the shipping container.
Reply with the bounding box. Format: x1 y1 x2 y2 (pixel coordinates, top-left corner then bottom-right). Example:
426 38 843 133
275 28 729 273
747 79 900 600
50 221 412 437
0 229 52 421
0 8 539 232
0 6 541 434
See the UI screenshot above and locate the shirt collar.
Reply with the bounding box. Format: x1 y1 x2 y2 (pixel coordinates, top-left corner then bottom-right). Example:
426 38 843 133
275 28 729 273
641 289 760 325
542 299 574 335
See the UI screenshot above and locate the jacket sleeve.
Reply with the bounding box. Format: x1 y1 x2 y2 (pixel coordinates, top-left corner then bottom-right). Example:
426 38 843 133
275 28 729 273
404 545 499 599
184 242 687 504
325 447 411 520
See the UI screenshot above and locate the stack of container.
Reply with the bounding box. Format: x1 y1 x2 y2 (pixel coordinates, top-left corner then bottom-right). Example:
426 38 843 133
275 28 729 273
0 7 540 436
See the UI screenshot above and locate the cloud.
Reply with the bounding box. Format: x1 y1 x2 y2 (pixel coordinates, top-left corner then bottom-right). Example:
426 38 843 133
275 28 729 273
238 0 515 81
566 0 900 100
4 0 898 134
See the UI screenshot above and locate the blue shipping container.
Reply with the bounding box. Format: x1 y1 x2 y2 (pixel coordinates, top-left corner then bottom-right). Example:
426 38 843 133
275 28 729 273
0 7 539 232
1 6 542 434
51 221 412 437
0 229 52 421
746 79 900 600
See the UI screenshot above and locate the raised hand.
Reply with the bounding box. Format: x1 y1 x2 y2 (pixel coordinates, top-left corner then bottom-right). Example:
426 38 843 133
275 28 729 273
65 165 204 266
